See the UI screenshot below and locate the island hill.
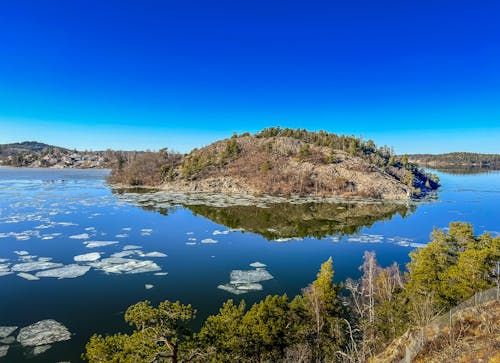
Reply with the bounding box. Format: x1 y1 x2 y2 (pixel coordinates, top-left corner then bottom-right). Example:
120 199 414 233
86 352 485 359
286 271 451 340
110 128 440 200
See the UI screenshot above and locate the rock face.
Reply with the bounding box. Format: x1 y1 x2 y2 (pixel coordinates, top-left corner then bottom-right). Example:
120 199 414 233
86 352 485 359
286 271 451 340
17 320 71 347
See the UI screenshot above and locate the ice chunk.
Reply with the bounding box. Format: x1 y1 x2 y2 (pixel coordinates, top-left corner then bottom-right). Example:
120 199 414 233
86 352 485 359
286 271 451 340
11 261 64 272
217 284 248 295
17 273 40 281
249 262 267 268
123 245 142 250
235 283 263 291
0 336 15 344
137 251 167 258
84 241 118 248
0 345 8 358
213 230 229 235
110 250 138 258
115 234 128 238
89 258 161 274
154 272 168 276
36 264 91 279
14 250 29 256
69 233 90 240
145 284 154 289
122 227 132 231
33 344 51 355
0 272 12 277
17 320 71 346
201 238 217 244
230 269 273 284
0 326 17 338
73 252 101 262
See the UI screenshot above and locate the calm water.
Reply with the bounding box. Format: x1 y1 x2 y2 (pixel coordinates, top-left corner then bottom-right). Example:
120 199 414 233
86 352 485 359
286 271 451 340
0 167 498 362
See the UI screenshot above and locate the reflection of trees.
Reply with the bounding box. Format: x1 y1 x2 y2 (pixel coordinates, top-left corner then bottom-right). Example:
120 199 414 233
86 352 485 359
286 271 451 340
186 202 414 240
429 166 499 175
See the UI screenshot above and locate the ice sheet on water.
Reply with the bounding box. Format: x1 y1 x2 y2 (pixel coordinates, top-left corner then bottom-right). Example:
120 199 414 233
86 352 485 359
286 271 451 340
0 345 8 358
11 261 64 272
0 336 15 344
154 272 168 276
69 233 90 240
136 251 167 258
145 284 154 289
115 234 128 238
84 241 118 248
17 320 71 347
33 344 51 355
74 252 101 262
0 326 17 339
17 273 40 281
111 250 137 258
230 269 273 284
123 245 142 250
14 251 30 256
213 230 229 235
89 258 161 274
201 238 218 244
249 262 267 268
122 227 132 231
36 264 91 279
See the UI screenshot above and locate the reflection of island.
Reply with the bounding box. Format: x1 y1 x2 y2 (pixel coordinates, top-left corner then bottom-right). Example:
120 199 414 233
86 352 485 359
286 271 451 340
186 202 414 240
112 189 415 240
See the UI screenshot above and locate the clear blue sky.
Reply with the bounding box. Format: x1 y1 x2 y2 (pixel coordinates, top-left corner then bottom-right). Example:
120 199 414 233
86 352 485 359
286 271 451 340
0 0 499 153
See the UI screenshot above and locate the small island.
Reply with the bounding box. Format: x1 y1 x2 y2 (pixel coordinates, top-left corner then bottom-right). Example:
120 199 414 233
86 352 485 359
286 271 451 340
110 128 440 200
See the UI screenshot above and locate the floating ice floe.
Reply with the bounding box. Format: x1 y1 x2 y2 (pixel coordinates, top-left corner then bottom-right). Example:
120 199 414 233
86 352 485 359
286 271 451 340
84 241 119 248
36 264 91 279
141 229 153 236
0 345 8 358
186 242 196 246
111 250 137 258
89 258 161 274
122 227 132 231
187 238 197 241
0 326 17 339
201 238 218 244
249 262 267 268
33 344 51 355
145 284 154 289
137 251 167 258
11 261 64 273
74 252 101 262
218 267 274 295
41 233 62 240
123 245 142 250
14 251 30 256
115 234 128 238
84 227 96 232
213 230 229 235
69 233 90 240
17 320 71 346
17 273 40 281
57 222 78 227
0 336 15 344
186 232 194 235
154 272 168 276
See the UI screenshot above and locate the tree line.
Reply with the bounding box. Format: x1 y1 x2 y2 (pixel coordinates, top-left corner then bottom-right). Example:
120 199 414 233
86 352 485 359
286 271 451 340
83 222 499 362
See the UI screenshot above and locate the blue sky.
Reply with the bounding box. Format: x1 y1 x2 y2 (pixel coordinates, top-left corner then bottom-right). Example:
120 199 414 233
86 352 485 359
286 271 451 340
0 0 499 153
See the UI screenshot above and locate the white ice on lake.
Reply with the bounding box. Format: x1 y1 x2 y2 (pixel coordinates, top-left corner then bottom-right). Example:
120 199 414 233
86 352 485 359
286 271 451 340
74 252 101 262
84 241 118 248
115 233 128 238
36 264 91 279
201 238 218 244
0 345 8 358
123 245 142 250
17 320 71 346
230 269 273 284
111 250 137 258
0 326 17 339
17 273 40 281
33 344 51 355
89 258 161 274
213 230 229 235
69 233 90 240
249 262 267 268
154 272 168 276
145 284 154 289
11 261 64 272
14 251 29 256
136 251 167 258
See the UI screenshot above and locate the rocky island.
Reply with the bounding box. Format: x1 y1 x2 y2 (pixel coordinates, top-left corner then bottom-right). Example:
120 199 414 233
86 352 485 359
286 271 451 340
110 128 440 200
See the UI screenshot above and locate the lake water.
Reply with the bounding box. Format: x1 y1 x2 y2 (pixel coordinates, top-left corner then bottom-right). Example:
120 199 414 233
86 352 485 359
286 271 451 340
0 167 498 362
